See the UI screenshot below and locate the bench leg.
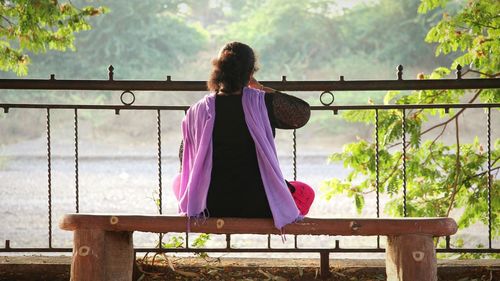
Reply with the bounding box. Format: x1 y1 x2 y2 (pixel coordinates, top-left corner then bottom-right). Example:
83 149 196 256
71 229 134 281
386 234 437 281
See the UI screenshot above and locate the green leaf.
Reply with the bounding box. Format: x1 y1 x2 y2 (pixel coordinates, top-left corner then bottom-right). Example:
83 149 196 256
354 194 365 214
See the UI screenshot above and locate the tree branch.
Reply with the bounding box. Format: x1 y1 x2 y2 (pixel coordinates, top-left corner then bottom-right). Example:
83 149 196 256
467 166 500 180
446 117 461 217
466 69 500 78
421 89 482 136
1 16 14 27
422 123 448 166
379 154 403 188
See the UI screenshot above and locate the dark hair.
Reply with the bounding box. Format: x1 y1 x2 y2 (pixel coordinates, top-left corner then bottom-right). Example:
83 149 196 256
207 42 257 94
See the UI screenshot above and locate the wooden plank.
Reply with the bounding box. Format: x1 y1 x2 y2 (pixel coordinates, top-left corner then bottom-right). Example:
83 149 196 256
71 229 133 281
60 214 457 236
386 234 437 281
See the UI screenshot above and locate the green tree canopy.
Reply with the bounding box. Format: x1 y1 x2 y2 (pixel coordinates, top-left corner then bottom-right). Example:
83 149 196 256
0 0 107 75
322 0 499 253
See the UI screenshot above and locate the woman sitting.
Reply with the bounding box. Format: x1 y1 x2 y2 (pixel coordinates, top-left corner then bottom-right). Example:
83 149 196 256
174 42 314 229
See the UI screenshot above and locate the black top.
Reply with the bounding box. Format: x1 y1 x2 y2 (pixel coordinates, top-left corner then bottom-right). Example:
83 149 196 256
180 91 310 218
206 94 275 217
207 93 310 218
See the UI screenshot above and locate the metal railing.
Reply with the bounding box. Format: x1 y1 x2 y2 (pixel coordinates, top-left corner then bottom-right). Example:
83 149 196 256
0 65 499 256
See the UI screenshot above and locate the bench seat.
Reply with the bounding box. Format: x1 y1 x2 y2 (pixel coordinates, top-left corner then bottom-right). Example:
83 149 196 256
60 214 457 281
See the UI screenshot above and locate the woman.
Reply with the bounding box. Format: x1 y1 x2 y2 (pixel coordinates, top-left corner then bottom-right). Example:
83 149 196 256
175 42 313 229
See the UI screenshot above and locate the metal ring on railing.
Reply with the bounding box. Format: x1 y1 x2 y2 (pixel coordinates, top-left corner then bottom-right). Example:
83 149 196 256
320 91 335 106
120 90 135 106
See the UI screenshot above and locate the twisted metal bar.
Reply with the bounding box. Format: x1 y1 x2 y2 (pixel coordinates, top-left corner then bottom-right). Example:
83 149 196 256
487 107 492 249
375 109 380 248
46 109 52 248
74 109 79 213
402 108 407 217
293 129 297 181
157 110 163 248
157 110 163 215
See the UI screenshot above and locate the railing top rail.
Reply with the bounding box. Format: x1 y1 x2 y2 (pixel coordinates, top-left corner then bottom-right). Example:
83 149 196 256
0 77 499 91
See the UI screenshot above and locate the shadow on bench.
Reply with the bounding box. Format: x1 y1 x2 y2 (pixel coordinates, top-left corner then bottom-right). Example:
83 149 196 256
60 214 457 281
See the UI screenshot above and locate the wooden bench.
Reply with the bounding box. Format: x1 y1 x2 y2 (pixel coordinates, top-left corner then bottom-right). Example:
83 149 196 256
60 214 457 281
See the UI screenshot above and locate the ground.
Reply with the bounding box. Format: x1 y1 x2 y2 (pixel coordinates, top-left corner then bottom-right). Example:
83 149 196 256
0 256 498 281
135 255 499 281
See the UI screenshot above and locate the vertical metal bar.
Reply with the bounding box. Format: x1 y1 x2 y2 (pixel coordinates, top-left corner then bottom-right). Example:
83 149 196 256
46 108 52 248
292 129 297 181
320 251 330 277
74 109 79 213
225 234 231 249
375 109 380 248
294 234 298 249
267 234 271 249
402 108 407 217
487 107 492 249
157 110 163 248
157 110 163 214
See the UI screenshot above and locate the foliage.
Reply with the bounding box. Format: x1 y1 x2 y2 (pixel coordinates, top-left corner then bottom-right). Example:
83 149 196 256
221 0 343 78
322 0 500 246
26 0 210 80
219 0 453 80
422 0 500 101
153 190 210 252
0 0 107 75
162 235 185 248
338 0 449 68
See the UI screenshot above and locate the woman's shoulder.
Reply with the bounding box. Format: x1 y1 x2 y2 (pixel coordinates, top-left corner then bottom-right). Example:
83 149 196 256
188 93 216 111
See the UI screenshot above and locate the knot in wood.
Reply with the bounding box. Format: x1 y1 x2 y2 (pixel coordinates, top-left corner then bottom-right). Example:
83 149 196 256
110 216 119 225
412 251 425 262
216 219 225 229
350 221 360 231
78 246 90 256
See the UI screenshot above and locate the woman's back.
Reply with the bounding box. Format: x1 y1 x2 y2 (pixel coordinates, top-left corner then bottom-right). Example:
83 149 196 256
176 42 312 229
207 94 272 217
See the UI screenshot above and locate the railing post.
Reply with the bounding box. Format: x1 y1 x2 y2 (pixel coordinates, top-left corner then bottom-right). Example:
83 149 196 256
320 251 330 277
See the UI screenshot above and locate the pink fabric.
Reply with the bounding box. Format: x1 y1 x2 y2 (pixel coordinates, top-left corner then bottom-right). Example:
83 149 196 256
172 173 181 201
288 181 315 216
177 88 301 229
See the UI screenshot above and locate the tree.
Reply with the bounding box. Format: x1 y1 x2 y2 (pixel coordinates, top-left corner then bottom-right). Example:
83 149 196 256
220 0 345 78
0 0 107 76
22 0 210 82
322 0 499 251
338 0 452 69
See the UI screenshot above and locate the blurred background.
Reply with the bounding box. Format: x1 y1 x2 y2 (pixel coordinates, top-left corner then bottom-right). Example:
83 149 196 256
1 0 497 256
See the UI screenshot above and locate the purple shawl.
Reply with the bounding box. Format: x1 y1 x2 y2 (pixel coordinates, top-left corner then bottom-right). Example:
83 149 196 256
178 87 301 229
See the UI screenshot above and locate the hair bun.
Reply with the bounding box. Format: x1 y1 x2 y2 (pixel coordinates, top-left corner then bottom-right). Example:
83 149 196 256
207 42 256 93
220 49 236 58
